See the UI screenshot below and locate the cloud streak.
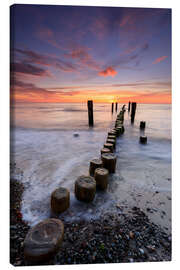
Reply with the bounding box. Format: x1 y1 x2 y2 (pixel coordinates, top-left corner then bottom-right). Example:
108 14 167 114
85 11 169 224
10 62 51 77
153 56 168 64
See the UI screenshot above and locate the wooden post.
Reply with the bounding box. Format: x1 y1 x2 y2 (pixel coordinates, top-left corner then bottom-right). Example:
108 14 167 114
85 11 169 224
128 101 131 112
139 136 147 144
111 103 114 113
140 121 146 129
87 100 94 126
131 102 137 123
115 102 118 112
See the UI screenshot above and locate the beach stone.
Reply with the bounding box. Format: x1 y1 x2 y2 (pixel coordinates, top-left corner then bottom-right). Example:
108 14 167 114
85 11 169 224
101 147 111 155
101 153 117 173
104 143 114 152
24 218 64 263
51 187 70 214
94 168 109 190
106 138 116 149
89 158 103 176
139 136 147 144
75 175 96 202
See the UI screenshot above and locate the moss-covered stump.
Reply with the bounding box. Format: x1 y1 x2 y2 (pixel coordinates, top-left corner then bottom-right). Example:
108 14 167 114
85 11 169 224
51 187 70 214
104 143 114 152
94 168 109 190
101 153 117 173
24 218 64 263
106 138 116 149
100 147 111 155
75 175 96 202
139 136 147 144
89 158 103 176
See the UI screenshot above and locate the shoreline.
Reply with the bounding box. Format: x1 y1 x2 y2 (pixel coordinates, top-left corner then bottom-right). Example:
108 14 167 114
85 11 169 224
10 176 171 266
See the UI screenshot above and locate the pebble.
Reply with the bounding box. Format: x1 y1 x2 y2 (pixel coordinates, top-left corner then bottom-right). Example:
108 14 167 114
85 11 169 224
139 248 145 255
129 231 134 239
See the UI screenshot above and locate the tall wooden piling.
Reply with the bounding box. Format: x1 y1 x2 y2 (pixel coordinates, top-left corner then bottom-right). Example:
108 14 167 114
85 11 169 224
115 102 118 112
128 101 131 112
112 103 114 113
131 102 137 123
87 100 94 126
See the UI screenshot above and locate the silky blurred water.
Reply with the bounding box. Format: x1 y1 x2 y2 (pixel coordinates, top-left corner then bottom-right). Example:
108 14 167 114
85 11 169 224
10 103 171 230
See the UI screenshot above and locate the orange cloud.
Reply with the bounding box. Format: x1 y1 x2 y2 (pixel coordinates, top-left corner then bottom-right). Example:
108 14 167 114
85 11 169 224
98 66 117 77
153 56 168 64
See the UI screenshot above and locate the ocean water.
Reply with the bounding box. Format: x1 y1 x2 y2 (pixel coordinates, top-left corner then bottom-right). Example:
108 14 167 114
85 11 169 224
10 103 171 229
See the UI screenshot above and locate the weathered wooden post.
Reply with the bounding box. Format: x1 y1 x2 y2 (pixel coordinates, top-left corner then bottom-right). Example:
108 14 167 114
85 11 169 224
87 100 94 126
131 102 137 123
75 175 96 202
24 219 64 263
128 101 131 112
94 168 109 190
51 187 70 214
89 158 103 176
115 102 118 112
101 153 117 173
111 103 114 113
140 121 146 129
100 147 111 156
139 136 147 144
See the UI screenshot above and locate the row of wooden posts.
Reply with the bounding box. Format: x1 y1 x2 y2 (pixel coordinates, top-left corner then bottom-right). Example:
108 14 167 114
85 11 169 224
23 105 126 264
87 100 137 127
50 105 126 213
23 102 147 263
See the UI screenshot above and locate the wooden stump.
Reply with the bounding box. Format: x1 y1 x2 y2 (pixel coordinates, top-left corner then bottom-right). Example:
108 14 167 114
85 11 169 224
24 218 64 263
101 153 117 173
101 147 111 155
75 175 96 202
115 120 123 127
106 138 116 149
51 187 70 214
107 135 116 141
104 143 114 152
140 121 146 129
87 100 94 126
108 131 116 137
94 168 109 190
89 158 103 176
116 126 124 135
139 136 147 144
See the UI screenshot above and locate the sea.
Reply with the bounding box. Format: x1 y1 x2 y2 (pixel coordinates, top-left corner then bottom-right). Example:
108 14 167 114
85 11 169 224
10 103 171 231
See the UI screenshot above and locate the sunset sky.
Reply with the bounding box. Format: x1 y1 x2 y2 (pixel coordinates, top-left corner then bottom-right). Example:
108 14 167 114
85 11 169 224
10 4 171 104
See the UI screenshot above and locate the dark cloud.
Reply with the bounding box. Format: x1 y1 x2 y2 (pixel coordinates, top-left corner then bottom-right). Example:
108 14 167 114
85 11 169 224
10 62 50 77
15 48 78 73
